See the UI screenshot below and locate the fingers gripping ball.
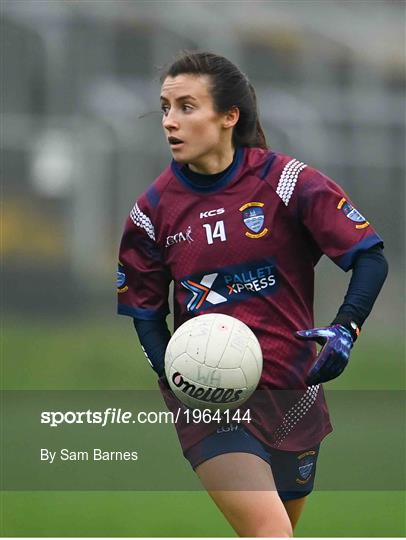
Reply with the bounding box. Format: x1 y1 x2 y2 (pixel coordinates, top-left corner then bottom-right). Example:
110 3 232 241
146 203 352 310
164 314 263 411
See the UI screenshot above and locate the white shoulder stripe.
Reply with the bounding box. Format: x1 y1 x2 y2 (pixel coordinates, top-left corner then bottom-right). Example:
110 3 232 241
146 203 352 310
276 159 307 206
130 202 156 241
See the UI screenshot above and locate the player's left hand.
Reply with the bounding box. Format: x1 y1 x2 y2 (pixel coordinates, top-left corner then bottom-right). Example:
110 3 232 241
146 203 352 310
295 325 354 385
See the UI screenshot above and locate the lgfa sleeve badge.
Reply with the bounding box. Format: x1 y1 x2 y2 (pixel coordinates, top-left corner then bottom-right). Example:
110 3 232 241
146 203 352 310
239 202 269 239
117 261 128 293
337 198 369 229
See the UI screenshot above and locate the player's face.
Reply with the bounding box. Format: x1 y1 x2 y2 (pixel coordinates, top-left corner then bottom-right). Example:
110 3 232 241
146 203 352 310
160 74 235 172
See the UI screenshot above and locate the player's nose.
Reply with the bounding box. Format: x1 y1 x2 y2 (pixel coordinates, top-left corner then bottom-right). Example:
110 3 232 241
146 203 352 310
162 110 180 131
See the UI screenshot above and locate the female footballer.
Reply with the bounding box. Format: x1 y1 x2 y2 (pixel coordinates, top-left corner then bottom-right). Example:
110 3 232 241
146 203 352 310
117 52 388 537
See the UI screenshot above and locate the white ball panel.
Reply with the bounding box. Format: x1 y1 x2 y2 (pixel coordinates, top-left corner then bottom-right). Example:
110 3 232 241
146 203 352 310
204 315 235 368
185 315 214 363
241 347 260 388
218 322 251 369
168 330 190 360
228 331 250 358
217 345 242 369
218 367 246 389
164 347 174 373
171 353 196 377
248 339 263 373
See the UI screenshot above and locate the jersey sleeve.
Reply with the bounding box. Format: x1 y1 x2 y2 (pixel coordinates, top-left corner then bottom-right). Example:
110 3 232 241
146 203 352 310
295 167 383 271
117 198 171 320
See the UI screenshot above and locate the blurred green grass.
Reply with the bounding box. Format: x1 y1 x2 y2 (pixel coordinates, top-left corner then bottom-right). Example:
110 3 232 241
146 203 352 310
1 317 405 536
2 491 405 537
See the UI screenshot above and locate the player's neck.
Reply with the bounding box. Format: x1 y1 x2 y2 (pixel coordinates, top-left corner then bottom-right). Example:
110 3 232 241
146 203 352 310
188 146 235 175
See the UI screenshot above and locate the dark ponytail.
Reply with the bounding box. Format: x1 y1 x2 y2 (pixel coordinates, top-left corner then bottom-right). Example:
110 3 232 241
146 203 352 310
161 51 267 150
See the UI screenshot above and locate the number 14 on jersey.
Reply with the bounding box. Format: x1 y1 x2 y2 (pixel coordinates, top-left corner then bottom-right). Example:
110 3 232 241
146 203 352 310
203 220 227 245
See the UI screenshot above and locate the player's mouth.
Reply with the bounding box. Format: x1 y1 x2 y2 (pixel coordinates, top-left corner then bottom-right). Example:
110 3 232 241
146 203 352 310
168 136 184 149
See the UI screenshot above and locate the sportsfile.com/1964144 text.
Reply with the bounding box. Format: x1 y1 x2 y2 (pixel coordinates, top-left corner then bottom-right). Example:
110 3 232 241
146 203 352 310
40 407 252 427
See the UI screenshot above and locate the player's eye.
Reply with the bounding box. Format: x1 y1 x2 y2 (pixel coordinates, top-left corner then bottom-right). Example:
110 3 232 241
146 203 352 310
161 105 170 115
182 104 194 113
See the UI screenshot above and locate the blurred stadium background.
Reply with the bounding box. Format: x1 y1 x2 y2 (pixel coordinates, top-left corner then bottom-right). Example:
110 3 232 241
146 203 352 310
1 0 405 537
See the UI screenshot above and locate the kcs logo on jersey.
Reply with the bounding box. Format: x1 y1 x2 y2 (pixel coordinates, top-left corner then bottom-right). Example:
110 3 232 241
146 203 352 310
200 207 225 219
239 202 269 239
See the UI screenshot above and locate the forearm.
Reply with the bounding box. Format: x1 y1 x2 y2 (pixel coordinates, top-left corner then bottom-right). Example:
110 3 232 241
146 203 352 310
331 246 388 339
133 318 171 377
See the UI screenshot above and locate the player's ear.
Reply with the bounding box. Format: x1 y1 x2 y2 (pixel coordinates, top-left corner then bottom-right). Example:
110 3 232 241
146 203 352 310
223 106 239 129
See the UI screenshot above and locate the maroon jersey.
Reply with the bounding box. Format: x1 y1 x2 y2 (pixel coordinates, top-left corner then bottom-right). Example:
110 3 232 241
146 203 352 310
117 147 382 451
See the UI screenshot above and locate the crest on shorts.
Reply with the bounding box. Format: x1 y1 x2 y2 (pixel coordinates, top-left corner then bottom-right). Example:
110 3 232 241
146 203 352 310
337 198 369 229
296 450 316 484
298 460 314 480
239 202 269 239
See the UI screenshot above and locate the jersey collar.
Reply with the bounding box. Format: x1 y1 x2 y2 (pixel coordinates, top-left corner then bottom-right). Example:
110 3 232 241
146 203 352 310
171 147 245 193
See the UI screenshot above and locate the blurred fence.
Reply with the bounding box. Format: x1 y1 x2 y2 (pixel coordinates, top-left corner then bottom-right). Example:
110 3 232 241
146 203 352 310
1 0 404 325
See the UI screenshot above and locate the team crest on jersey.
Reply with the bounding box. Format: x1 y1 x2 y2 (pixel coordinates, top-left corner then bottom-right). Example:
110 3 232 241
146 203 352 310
296 450 316 484
117 262 128 293
239 202 269 238
337 198 369 229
